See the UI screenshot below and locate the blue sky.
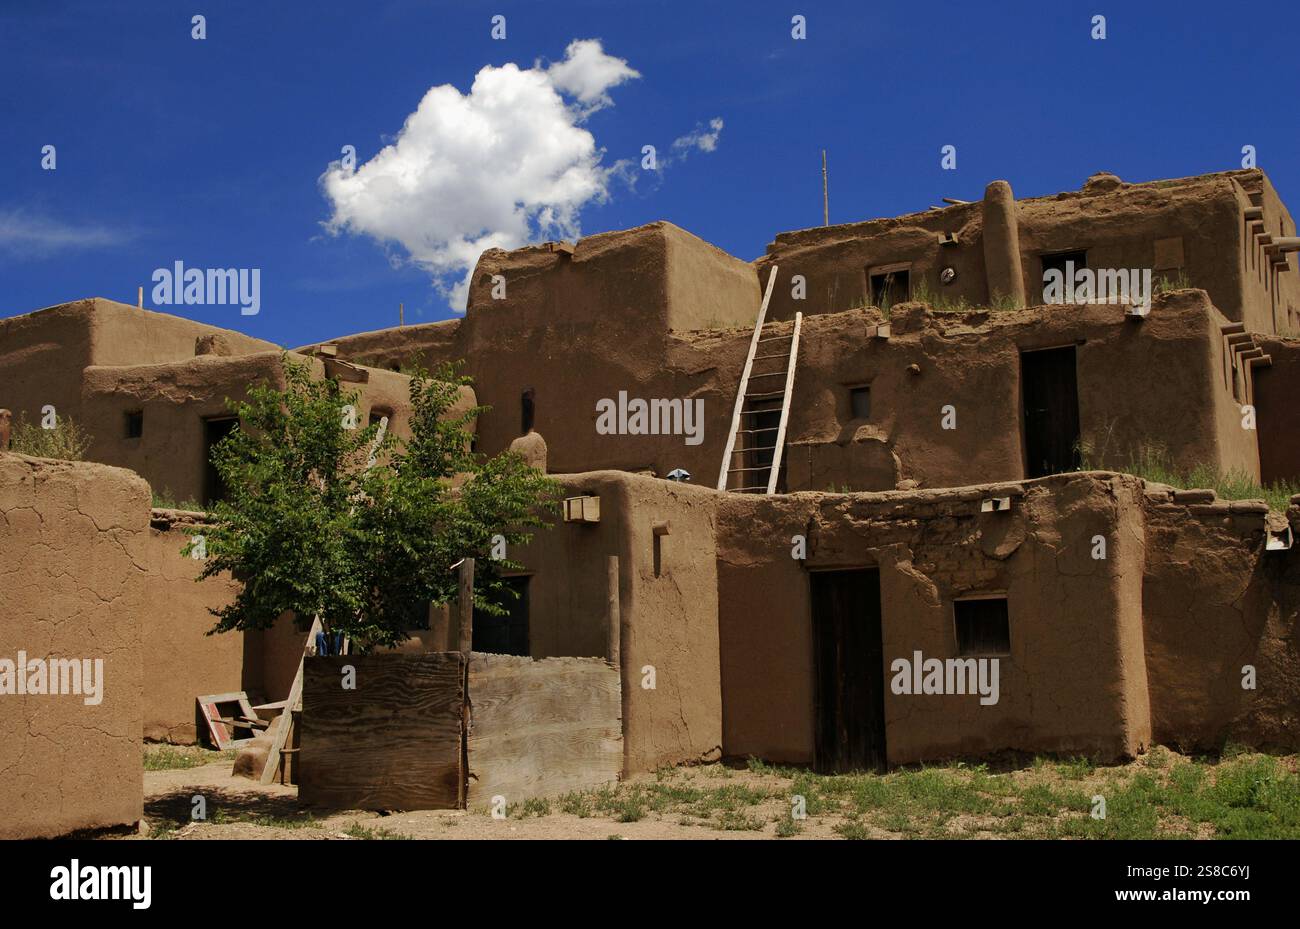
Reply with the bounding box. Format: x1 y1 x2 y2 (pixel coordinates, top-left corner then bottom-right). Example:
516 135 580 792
2 0 1297 347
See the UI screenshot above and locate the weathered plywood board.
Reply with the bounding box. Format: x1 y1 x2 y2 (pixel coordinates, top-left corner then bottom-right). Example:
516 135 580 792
300 653 464 811
467 654 622 806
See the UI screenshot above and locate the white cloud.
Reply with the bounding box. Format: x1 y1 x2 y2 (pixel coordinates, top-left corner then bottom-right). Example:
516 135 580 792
0 209 135 257
672 118 724 156
320 39 640 311
544 39 640 113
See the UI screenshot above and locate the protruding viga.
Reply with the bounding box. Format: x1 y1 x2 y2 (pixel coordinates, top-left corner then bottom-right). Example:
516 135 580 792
982 180 1026 309
0 409 10 451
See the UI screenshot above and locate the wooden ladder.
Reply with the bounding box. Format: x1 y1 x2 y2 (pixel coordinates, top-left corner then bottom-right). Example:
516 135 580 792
717 266 803 494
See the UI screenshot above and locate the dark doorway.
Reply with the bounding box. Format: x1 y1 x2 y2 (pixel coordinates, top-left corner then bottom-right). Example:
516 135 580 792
521 388 535 435
202 416 239 506
809 568 887 773
1021 346 1081 478
472 575 530 656
742 401 786 492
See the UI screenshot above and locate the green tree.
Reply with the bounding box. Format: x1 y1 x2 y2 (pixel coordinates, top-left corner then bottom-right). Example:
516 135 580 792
191 355 559 648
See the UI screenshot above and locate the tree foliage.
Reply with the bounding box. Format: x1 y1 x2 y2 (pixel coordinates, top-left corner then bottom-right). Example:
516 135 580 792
192 355 560 648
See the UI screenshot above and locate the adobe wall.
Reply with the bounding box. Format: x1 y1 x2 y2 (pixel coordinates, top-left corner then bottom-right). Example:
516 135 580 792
0 298 279 434
79 352 425 505
1140 486 1300 752
757 171 1261 331
780 290 1249 490
458 470 723 774
0 453 147 838
1252 335 1300 484
310 224 758 481
716 473 1152 765
140 511 251 743
1234 172 1300 335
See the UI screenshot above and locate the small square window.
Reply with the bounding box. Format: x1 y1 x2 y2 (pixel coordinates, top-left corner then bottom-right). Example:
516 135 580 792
869 268 910 308
954 597 1010 655
124 410 143 439
849 386 871 420
369 408 391 429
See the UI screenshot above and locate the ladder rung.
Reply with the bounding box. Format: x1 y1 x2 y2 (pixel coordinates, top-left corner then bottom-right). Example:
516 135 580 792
747 390 786 399
729 485 769 492
747 371 787 378
729 465 775 473
757 336 790 343
734 427 779 434
753 353 789 360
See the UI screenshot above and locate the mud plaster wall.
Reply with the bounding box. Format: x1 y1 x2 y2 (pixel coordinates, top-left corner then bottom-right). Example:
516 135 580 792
319 276 1254 495
782 291 1250 490
757 172 1262 331
0 454 146 838
1252 336 1300 484
1235 173 1300 335
449 471 721 774
1140 489 1300 752
313 223 757 482
79 353 423 505
715 473 1151 765
0 298 277 433
140 515 251 743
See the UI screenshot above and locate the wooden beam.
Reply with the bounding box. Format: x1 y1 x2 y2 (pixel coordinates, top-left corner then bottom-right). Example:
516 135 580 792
260 615 322 785
606 555 620 667
458 558 475 656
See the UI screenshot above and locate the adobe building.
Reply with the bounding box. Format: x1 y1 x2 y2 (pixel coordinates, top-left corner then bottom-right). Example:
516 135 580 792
4 167 1300 833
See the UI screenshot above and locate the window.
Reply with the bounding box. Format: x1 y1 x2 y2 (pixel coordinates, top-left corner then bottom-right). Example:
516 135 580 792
954 596 1010 655
124 410 143 439
1040 249 1088 282
849 385 871 420
203 416 239 506
521 387 536 435
869 267 910 308
368 408 391 429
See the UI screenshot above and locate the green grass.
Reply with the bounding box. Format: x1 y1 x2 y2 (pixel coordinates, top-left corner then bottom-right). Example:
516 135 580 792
7 413 92 460
1084 443 1300 512
342 821 412 840
143 744 235 771
498 750 1300 839
150 489 204 511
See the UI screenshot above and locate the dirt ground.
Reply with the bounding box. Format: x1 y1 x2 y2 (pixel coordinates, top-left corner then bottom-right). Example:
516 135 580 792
118 744 1300 840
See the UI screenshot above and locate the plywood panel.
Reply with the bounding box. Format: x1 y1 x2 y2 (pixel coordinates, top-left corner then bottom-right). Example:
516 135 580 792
299 653 464 810
467 654 622 806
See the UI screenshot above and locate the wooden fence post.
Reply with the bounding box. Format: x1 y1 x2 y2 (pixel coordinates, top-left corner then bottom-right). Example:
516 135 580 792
458 558 475 656
606 555 620 667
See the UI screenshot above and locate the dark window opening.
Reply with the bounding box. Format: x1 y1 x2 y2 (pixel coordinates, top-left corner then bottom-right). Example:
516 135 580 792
203 416 239 506
653 534 663 578
124 410 143 439
1040 249 1088 284
869 269 910 308
849 385 871 420
369 408 391 429
954 597 1010 655
472 575 530 656
521 387 535 435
